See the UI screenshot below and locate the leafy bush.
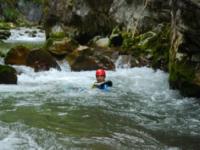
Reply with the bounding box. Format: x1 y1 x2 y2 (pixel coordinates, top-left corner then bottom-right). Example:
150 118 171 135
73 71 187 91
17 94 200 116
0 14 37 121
3 8 19 22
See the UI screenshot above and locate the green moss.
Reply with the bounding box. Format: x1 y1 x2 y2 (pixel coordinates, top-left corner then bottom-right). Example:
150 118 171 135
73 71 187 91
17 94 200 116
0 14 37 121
49 32 65 39
168 56 200 97
0 21 15 29
32 0 47 4
169 61 200 97
169 60 195 83
0 64 16 74
121 32 136 50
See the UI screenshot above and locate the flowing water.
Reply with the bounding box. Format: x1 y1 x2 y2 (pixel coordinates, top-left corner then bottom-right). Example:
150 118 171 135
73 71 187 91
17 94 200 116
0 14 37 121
0 28 200 150
0 66 200 150
0 27 45 56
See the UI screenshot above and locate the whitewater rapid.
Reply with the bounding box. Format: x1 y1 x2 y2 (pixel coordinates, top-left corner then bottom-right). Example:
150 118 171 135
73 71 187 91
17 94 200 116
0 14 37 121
0 66 199 149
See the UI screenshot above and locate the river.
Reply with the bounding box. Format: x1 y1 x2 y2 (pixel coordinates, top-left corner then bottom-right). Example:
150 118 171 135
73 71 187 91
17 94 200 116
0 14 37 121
0 28 200 150
0 66 200 150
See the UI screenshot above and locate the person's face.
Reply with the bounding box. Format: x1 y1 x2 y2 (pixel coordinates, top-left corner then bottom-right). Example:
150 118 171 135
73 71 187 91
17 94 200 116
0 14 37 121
96 75 105 83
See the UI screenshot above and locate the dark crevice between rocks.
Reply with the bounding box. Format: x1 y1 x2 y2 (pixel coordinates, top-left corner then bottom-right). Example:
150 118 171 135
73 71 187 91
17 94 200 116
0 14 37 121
74 33 93 45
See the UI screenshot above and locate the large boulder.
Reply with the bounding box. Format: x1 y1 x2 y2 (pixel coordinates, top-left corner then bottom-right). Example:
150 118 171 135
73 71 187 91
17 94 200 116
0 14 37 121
66 46 115 71
26 49 61 72
4 46 30 65
169 0 200 97
0 65 17 84
17 0 43 23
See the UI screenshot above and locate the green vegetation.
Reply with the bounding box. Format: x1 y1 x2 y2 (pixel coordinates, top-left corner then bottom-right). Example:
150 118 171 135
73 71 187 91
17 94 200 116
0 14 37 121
3 8 19 22
49 32 66 39
168 55 200 97
0 42 45 58
169 60 195 83
32 0 49 5
0 64 16 74
110 23 171 70
0 21 15 29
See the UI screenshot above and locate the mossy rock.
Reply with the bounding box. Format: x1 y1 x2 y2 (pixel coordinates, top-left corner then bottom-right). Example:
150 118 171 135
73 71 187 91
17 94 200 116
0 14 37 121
49 32 65 39
0 29 11 39
169 60 200 97
0 65 17 84
46 37 79 59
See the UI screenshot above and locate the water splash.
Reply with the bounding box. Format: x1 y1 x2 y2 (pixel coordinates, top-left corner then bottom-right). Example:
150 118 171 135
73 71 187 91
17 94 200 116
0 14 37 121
3 27 46 43
0 65 199 149
115 55 132 69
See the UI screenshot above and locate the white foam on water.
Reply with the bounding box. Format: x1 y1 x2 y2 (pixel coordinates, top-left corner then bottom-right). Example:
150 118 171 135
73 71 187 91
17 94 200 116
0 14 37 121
0 124 42 150
0 64 200 149
3 27 46 43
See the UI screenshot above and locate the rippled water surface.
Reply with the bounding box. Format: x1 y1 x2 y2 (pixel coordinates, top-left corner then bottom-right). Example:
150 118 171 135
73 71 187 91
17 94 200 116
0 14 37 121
0 67 200 150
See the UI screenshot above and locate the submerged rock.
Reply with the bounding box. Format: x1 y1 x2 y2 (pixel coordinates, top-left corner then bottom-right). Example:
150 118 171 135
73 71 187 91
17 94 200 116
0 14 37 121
0 65 17 84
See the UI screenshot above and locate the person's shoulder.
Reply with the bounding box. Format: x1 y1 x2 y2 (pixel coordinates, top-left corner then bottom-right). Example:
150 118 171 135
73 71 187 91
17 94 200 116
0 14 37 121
104 80 112 87
92 81 113 90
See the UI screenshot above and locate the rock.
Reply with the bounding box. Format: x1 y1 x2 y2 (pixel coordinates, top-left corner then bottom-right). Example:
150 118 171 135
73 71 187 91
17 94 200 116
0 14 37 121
66 46 115 71
44 0 117 44
17 0 43 23
169 0 200 97
26 49 61 72
47 37 78 59
95 37 109 48
71 54 115 71
0 22 15 30
0 65 17 84
4 46 30 65
0 30 11 39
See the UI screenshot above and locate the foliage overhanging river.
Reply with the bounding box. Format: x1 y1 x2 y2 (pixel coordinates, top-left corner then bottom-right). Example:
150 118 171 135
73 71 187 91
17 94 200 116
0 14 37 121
0 28 200 150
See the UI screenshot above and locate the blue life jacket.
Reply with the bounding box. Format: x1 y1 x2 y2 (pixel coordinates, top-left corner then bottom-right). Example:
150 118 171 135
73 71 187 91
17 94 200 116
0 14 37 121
93 80 113 91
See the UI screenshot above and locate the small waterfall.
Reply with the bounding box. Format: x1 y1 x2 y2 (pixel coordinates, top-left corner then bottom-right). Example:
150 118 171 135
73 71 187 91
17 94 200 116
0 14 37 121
115 55 132 69
0 57 4 65
56 60 71 72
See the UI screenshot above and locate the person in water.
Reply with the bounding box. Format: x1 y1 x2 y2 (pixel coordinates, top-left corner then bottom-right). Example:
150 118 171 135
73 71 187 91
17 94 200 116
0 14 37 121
92 69 112 90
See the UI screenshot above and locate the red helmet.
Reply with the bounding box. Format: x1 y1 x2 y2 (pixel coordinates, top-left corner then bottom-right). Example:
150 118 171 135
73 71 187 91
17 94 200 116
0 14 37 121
96 69 106 76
